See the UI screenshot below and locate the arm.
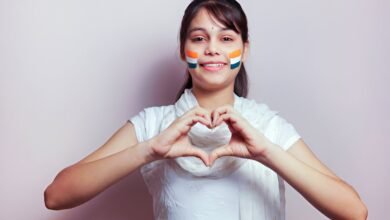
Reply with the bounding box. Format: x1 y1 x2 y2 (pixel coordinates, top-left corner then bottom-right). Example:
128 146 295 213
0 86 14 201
44 106 212 210
44 122 154 210
208 105 368 220
259 139 368 220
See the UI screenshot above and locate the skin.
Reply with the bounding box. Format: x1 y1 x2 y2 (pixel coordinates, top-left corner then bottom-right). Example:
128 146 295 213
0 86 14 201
44 8 368 220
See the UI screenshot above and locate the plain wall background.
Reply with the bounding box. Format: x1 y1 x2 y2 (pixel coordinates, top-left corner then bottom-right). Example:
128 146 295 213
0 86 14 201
0 0 388 219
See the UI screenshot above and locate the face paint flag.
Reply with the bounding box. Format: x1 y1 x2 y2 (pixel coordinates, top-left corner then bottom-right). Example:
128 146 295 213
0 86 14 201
229 49 241 69
186 50 198 69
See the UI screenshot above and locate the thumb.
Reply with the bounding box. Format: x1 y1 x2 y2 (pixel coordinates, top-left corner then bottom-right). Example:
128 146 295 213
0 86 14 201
182 147 210 167
209 145 232 166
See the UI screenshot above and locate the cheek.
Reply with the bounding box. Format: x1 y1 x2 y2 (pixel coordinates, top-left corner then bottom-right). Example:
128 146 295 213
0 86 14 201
184 50 199 69
228 49 242 70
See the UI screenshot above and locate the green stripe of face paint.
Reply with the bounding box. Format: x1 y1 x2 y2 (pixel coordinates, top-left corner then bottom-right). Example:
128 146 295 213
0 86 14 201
187 63 197 69
231 61 240 69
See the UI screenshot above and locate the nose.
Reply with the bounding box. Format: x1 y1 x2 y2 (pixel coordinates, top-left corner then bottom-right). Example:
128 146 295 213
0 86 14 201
204 39 220 56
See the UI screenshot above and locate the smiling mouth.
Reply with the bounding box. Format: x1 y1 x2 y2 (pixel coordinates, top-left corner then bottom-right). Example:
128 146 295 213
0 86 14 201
200 63 227 72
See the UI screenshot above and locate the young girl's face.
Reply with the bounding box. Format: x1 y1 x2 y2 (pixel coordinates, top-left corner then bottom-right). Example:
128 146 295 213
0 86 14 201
184 8 249 91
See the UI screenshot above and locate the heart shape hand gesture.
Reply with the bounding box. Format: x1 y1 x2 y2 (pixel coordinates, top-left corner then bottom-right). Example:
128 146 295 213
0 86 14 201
208 105 272 165
148 106 213 166
148 105 272 166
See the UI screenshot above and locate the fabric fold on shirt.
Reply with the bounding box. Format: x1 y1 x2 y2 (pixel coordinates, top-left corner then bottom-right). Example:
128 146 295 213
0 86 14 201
129 88 301 220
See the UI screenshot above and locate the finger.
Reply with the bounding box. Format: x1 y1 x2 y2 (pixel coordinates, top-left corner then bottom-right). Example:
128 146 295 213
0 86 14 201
216 114 255 140
213 105 235 116
180 148 210 167
209 145 232 166
212 110 219 128
187 115 211 128
178 116 210 135
212 105 235 127
195 112 212 128
192 148 210 167
185 106 212 127
214 113 239 129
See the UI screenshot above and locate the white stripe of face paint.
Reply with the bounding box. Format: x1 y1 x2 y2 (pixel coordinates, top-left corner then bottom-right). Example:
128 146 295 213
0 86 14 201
186 56 198 64
230 56 241 64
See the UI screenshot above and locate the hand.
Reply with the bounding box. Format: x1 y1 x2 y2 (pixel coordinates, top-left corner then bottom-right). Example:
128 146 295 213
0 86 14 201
209 105 272 165
148 106 212 166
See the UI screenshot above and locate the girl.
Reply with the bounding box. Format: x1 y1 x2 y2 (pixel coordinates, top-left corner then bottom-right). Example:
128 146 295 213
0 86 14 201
44 0 367 219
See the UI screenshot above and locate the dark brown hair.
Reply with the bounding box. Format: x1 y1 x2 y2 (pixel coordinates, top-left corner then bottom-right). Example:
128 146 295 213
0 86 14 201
176 0 249 101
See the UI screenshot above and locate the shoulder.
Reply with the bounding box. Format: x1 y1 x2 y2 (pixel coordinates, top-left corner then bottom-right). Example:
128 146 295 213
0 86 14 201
239 96 277 113
143 104 174 117
129 104 175 142
240 97 301 150
238 96 279 126
132 104 175 121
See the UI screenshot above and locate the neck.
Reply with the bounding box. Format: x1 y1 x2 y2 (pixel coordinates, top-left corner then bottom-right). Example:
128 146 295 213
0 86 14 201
191 85 235 112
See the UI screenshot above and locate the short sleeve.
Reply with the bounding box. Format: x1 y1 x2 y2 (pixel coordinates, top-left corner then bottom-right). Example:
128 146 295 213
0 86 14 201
128 110 147 143
263 114 301 151
128 106 172 143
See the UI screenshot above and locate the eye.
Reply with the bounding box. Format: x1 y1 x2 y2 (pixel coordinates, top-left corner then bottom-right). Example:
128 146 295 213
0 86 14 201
191 36 205 42
222 36 233 42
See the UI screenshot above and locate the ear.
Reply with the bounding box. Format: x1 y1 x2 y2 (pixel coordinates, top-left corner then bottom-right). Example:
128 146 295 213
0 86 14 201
241 42 250 62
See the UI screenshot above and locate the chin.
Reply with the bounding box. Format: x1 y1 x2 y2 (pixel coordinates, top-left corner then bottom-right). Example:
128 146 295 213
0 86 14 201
197 80 232 91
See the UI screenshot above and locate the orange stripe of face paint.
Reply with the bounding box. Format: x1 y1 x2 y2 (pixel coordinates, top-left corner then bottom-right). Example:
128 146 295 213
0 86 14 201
229 49 241 58
186 50 198 59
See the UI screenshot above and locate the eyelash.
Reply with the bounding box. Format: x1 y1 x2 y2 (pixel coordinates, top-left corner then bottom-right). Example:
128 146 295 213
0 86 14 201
190 36 234 42
192 37 205 42
222 37 233 41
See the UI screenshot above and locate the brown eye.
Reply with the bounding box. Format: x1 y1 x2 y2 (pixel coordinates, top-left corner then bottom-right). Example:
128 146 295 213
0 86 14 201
192 37 205 42
222 37 233 41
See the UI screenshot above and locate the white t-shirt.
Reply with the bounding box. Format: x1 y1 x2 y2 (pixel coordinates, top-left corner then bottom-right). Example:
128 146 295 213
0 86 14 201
129 98 301 220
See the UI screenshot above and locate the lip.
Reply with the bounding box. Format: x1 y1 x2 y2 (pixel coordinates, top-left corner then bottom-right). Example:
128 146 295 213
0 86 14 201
199 61 227 72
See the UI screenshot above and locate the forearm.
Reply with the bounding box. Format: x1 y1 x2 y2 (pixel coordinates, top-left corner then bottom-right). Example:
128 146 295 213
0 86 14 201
44 141 154 210
258 144 367 220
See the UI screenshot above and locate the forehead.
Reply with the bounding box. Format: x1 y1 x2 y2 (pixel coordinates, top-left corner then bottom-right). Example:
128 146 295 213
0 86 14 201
189 8 226 31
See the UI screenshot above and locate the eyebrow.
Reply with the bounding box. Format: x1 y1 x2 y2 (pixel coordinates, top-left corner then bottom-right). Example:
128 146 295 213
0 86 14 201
187 27 236 34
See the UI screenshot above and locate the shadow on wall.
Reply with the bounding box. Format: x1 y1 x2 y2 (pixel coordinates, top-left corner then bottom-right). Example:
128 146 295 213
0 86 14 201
133 49 187 108
50 54 186 220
